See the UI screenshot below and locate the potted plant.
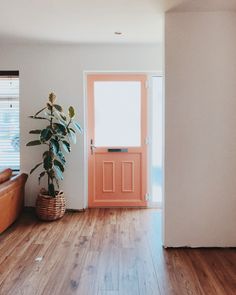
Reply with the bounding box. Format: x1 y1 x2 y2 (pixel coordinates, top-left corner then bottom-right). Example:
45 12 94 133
26 92 82 221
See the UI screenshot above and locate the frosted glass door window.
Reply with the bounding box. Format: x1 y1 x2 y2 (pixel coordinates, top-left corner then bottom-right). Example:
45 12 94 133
94 81 141 147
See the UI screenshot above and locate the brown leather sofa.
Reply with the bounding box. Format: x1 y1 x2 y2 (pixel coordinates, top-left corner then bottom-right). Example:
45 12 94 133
0 169 28 234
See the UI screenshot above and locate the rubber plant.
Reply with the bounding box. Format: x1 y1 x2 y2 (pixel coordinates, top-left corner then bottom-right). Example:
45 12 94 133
26 92 82 198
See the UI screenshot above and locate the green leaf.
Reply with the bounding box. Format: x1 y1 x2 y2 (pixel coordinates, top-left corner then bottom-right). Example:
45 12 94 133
53 123 66 135
47 102 52 111
68 106 75 119
49 93 56 104
67 128 76 144
48 169 55 178
29 116 48 120
73 121 82 133
38 171 46 184
44 112 54 118
40 128 52 142
56 116 67 127
26 140 42 146
43 150 50 158
30 162 43 174
54 104 63 112
34 107 47 117
50 138 60 154
54 166 63 180
54 159 64 172
60 113 67 121
57 151 66 165
48 183 55 197
69 128 75 133
61 140 71 153
44 154 53 170
29 129 41 134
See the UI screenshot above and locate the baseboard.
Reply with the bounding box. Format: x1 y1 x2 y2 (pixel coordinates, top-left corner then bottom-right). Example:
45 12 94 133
163 245 236 249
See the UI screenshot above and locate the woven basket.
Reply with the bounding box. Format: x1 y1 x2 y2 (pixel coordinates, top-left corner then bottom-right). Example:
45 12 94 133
36 190 66 221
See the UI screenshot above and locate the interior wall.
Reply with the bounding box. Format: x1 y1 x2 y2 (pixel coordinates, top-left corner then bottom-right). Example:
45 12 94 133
165 11 236 247
0 43 162 209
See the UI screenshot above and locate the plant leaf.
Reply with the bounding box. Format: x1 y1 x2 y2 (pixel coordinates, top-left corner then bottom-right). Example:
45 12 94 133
43 112 54 118
57 151 66 165
67 128 76 144
50 138 60 154
47 102 52 110
49 93 56 104
29 116 48 120
56 115 67 127
54 166 63 180
40 128 52 142
54 159 64 172
54 104 63 112
61 140 71 153
59 113 67 121
34 107 47 117
69 128 75 133
73 121 82 133
48 169 55 178
29 129 41 134
26 140 41 146
53 123 66 135
68 106 75 119
44 154 53 170
30 162 43 174
43 150 50 158
38 171 46 184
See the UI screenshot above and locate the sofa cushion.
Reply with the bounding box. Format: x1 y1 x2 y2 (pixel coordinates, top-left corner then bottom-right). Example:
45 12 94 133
0 168 12 184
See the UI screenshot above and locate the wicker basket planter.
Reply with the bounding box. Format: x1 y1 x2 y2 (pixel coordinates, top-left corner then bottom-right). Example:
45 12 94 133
36 190 66 221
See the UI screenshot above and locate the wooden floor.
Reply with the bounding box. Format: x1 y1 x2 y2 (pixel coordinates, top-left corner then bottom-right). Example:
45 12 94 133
0 209 235 295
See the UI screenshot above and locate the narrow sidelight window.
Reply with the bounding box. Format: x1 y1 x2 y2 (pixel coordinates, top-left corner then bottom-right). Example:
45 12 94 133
0 71 20 171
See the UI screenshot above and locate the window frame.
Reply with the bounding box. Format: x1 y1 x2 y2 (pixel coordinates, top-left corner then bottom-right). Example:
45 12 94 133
0 71 20 172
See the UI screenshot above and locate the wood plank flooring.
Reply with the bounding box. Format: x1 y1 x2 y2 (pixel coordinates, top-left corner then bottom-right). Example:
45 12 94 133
0 209 235 295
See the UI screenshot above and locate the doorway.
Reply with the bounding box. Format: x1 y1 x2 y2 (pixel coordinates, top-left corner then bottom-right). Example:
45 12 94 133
86 73 163 208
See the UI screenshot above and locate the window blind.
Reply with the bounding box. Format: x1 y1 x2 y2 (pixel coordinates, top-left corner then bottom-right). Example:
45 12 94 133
0 77 20 171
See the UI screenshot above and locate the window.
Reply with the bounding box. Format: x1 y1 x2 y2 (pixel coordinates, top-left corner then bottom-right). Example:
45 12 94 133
94 81 141 147
0 72 20 171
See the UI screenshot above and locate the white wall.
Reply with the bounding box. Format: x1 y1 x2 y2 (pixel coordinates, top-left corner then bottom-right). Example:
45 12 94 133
165 12 236 247
0 43 162 209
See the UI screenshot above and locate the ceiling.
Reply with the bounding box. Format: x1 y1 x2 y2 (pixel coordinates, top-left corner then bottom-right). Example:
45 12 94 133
170 0 236 12
0 0 166 44
0 0 235 44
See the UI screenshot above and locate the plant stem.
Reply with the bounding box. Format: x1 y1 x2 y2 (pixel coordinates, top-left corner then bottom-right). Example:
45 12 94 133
48 105 53 193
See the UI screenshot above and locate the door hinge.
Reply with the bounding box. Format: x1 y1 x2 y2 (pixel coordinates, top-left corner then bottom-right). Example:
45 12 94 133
145 193 150 201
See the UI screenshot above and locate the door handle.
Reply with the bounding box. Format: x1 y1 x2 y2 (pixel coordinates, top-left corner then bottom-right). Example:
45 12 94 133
90 139 96 155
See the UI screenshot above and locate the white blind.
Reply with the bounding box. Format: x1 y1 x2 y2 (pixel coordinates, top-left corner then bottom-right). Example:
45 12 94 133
0 77 20 171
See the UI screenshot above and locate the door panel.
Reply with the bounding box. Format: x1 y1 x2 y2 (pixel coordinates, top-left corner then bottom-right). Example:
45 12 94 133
95 153 141 202
88 74 147 207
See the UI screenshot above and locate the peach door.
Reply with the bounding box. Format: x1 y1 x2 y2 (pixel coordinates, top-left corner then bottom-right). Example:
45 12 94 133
87 74 148 207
